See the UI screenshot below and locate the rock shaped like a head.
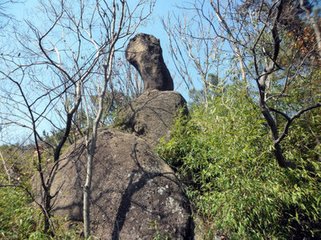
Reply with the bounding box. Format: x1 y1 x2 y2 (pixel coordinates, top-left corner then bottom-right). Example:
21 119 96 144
125 33 174 91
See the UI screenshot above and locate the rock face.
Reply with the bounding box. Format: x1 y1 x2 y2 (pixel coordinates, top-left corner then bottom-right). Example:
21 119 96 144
44 90 193 239
116 90 188 147
33 33 194 239
125 33 174 91
51 129 193 239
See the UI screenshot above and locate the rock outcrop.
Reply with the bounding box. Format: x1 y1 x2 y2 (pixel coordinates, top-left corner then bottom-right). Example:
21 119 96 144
42 91 193 239
34 33 194 239
116 90 188 147
125 33 174 91
50 129 193 239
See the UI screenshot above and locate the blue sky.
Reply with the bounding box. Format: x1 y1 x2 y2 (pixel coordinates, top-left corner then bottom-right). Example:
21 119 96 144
6 0 202 100
1 0 197 144
139 0 194 94
7 0 194 94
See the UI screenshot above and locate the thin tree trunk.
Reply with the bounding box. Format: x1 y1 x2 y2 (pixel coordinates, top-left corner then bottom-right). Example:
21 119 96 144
0 150 11 183
83 40 117 238
83 138 95 237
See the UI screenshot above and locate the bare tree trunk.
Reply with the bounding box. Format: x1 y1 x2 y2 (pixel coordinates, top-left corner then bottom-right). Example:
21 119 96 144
209 0 321 168
83 45 116 239
0 150 11 183
83 1 126 236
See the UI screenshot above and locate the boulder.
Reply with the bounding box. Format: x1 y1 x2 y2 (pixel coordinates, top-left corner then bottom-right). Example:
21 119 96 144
125 33 174 91
116 90 188 147
50 129 194 239
33 32 194 239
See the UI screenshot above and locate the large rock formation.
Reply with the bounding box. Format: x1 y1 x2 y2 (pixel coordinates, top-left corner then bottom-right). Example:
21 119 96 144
40 91 193 239
50 129 193 239
116 90 188 147
34 33 194 239
125 33 174 91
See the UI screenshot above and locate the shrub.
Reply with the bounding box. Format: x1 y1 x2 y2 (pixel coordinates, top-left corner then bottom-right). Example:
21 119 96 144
158 86 321 239
0 144 81 239
0 186 39 239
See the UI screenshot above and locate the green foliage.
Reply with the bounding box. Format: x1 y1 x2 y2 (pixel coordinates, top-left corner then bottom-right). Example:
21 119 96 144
158 85 321 239
0 144 81 239
150 220 172 240
0 145 35 183
0 187 40 239
0 186 81 239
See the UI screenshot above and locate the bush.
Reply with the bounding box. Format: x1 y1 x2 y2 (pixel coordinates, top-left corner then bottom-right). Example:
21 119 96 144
0 145 81 239
158 86 321 239
0 186 40 239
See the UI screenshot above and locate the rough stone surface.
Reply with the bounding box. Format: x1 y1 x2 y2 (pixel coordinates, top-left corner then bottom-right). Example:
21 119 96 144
125 33 174 91
116 90 188 147
50 129 194 239
33 33 194 239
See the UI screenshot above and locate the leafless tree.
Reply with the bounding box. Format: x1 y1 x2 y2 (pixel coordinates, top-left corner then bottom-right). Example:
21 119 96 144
76 1 154 237
113 56 144 100
0 0 17 29
0 0 155 236
162 3 233 106
166 0 320 167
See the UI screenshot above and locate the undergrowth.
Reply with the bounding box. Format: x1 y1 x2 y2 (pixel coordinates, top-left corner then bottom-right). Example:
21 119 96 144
158 86 321 239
